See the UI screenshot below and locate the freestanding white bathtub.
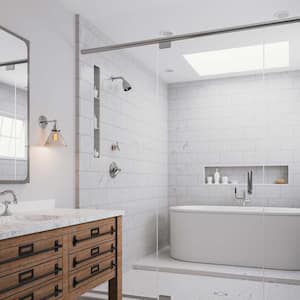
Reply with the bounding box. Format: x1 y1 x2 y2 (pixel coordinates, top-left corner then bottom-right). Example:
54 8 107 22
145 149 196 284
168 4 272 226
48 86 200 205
170 205 300 270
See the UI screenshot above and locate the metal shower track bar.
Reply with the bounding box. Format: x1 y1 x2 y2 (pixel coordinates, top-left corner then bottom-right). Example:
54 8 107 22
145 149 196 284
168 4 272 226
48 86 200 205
81 16 300 54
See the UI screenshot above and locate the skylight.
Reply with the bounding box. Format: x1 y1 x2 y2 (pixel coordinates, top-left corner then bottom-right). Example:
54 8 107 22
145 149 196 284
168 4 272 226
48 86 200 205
183 41 290 77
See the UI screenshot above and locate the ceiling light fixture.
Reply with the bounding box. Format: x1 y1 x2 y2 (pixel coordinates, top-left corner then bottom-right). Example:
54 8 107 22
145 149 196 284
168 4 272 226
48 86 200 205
38 115 66 146
159 30 174 37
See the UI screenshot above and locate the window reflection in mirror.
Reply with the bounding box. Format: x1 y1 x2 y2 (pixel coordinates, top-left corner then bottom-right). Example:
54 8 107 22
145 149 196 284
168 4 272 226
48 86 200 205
0 27 29 182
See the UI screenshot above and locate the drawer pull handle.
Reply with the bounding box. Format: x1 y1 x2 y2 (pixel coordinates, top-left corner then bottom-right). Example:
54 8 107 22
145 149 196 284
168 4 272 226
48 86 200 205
19 243 34 257
91 227 99 237
91 246 100 256
19 292 34 300
73 244 116 268
40 285 63 300
0 240 63 265
72 226 115 246
91 264 100 274
19 269 34 284
73 261 115 288
0 263 63 294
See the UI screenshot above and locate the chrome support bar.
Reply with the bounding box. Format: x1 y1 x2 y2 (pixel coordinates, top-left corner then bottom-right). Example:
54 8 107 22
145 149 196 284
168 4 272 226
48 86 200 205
81 17 300 54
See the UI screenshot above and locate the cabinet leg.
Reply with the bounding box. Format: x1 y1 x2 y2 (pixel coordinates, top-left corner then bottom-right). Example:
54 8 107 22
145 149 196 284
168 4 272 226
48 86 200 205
109 216 122 300
109 277 121 300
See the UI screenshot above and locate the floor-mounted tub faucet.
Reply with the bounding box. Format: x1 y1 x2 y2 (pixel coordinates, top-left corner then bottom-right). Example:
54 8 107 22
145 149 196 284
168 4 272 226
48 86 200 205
247 169 253 195
234 170 253 206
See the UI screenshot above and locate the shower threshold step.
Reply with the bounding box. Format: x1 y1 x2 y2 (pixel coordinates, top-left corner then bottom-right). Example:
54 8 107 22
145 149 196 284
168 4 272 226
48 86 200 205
133 247 300 285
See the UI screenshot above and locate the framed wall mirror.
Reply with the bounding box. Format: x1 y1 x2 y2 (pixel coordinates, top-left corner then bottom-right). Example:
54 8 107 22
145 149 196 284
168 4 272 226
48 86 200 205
0 25 30 183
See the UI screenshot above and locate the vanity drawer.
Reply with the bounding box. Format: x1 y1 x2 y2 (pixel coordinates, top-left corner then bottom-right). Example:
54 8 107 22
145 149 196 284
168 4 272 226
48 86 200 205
0 235 63 277
70 218 116 252
0 258 63 299
5 279 63 300
70 258 115 292
69 239 116 272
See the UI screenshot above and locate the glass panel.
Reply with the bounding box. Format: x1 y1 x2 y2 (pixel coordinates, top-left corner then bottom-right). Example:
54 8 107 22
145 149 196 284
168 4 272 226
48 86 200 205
156 27 268 300
79 17 300 300
78 16 162 299
261 21 300 300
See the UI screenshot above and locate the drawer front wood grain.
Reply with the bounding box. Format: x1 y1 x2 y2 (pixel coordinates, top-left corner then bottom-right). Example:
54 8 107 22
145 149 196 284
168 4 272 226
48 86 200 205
0 216 122 299
70 258 115 292
70 218 115 252
0 258 63 299
5 280 63 300
0 235 63 277
69 239 115 272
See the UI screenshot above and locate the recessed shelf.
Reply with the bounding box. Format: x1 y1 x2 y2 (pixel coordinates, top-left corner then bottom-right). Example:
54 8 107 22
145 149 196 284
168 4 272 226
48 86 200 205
204 165 288 185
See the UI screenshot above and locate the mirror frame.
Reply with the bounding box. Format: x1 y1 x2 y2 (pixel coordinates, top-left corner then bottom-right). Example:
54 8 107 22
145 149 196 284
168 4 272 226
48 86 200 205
0 25 30 184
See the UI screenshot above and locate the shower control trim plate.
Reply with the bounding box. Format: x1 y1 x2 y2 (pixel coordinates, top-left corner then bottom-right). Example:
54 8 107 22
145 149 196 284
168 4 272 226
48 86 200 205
109 162 121 178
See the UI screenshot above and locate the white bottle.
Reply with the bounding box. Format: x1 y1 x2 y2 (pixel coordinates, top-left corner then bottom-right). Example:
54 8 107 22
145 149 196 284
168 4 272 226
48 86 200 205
94 115 98 129
214 168 220 184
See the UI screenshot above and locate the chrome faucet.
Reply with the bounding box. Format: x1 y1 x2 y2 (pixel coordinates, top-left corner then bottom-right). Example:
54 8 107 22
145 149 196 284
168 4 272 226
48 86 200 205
0 190 18 216
234 170 253 206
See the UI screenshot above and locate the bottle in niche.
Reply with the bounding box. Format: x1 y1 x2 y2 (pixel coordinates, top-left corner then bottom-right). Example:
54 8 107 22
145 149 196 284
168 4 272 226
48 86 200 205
94 85 99 98
94 115 98 129
214 168 220 184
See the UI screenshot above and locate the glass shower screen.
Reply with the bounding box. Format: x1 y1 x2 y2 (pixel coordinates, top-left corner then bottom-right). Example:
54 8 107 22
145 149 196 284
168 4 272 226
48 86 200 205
156 21 300 300
78 15 300 300
77 16 162 298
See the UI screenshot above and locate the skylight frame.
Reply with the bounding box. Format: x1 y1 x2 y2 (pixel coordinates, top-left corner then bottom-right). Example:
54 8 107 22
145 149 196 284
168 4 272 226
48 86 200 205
183 41 290 77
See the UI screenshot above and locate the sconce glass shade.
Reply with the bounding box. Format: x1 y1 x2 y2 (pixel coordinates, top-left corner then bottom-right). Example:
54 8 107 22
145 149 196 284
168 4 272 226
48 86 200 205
45 128 66 146
39 116 66 147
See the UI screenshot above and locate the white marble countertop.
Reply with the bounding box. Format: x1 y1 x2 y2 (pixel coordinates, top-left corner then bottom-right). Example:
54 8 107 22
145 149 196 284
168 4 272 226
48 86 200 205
0 208 124 241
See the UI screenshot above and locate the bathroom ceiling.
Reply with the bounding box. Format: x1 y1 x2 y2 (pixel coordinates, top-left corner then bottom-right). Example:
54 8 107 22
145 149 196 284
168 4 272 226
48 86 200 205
61 0 300 83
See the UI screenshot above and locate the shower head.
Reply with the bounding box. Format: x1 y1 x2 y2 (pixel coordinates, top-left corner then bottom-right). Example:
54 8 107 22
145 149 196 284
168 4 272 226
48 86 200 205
111 76 132 92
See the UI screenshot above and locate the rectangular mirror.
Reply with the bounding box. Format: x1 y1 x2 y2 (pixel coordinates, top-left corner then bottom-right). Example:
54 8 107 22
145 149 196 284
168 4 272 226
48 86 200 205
0 26 29 183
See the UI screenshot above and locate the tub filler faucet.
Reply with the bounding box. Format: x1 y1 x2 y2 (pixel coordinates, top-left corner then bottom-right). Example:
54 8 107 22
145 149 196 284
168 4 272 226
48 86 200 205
234 170 253 206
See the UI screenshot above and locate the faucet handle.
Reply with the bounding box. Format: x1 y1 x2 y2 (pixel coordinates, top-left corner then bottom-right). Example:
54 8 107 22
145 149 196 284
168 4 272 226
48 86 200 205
109 162 121 178
0 200 11 216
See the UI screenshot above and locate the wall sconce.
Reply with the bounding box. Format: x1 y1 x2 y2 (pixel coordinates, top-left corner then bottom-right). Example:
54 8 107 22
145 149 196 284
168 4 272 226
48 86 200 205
38 115 66 146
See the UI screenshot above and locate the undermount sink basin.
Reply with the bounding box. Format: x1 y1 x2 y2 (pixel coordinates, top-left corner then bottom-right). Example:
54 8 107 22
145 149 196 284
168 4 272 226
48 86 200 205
0 214 62 224
16 215 62 222
0 215 20 225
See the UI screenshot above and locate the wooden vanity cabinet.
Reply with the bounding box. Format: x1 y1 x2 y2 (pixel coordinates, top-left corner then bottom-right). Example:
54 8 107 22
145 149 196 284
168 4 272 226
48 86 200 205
0 216 122 300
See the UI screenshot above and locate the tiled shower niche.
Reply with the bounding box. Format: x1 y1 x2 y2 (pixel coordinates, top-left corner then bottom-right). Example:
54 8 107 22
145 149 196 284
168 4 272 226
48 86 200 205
93 65 100 158
204 165 288 185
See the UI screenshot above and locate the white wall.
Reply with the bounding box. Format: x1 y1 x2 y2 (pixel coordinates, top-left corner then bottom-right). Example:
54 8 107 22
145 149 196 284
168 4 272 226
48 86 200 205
0 0 76 208
77 17 169 270
169 72 300 208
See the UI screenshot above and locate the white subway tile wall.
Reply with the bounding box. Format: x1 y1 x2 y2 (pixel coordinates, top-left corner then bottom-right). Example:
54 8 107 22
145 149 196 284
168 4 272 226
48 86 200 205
77 17 168 270
169 72 300 208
